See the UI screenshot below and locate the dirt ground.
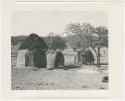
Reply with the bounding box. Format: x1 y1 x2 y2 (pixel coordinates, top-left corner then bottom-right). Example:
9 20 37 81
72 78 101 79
11 46 108 90
11 65 108 90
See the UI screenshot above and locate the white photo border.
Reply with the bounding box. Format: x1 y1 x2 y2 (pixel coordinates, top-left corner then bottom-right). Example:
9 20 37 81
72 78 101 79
1 1 123 99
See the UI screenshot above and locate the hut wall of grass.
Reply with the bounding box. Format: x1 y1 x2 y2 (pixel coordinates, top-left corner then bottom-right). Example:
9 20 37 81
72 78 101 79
19 33 48 50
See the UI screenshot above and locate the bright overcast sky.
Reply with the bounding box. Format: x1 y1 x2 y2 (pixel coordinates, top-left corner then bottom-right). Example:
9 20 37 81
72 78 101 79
12 11 108 36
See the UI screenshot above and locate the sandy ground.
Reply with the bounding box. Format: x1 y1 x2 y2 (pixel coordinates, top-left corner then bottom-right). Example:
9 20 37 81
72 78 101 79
11 47 108 90
11 65 108 90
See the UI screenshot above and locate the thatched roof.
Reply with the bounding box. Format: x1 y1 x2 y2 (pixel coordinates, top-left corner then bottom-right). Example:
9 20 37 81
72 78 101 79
19 33 48 50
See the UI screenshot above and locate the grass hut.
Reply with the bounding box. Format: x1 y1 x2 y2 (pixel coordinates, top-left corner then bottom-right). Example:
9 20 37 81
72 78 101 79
16 33 48 68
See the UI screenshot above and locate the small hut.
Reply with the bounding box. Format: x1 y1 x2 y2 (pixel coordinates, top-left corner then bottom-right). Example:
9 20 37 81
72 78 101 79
46 50 56 70
16 33 48 68
25 50 34 67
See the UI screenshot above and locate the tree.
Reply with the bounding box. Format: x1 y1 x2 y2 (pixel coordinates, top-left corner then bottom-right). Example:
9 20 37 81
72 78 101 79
47 33 67 50
65 23 94 50
89 26 108 67
66 34 81 51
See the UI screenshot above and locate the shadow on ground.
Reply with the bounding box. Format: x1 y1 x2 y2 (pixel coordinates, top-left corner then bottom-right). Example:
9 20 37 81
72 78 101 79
64 65 81 69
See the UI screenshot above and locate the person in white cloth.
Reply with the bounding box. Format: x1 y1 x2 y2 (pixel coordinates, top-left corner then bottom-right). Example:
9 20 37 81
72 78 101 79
46 49 56 70
16 49 28 68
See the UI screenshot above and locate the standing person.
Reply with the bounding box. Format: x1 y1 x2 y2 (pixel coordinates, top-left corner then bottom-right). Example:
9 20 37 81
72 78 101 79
46 50 55 70
25 50 34 67
51 50 56 69
74 51 79 64
78 50 81 63
46 50 51 70
55 49 65 69
81 50 86 64
86 49 94 65
16 49 28 68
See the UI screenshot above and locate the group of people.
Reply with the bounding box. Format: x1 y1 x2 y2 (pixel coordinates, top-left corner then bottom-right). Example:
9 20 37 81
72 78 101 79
25 48 65 70
25 46 94 71
74 49 94 65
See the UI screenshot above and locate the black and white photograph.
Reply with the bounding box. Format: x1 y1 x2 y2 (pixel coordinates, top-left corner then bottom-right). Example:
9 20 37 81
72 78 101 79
11 11 108 90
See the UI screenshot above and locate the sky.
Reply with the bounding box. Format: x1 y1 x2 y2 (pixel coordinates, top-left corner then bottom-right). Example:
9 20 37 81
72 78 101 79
12 11 108 36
